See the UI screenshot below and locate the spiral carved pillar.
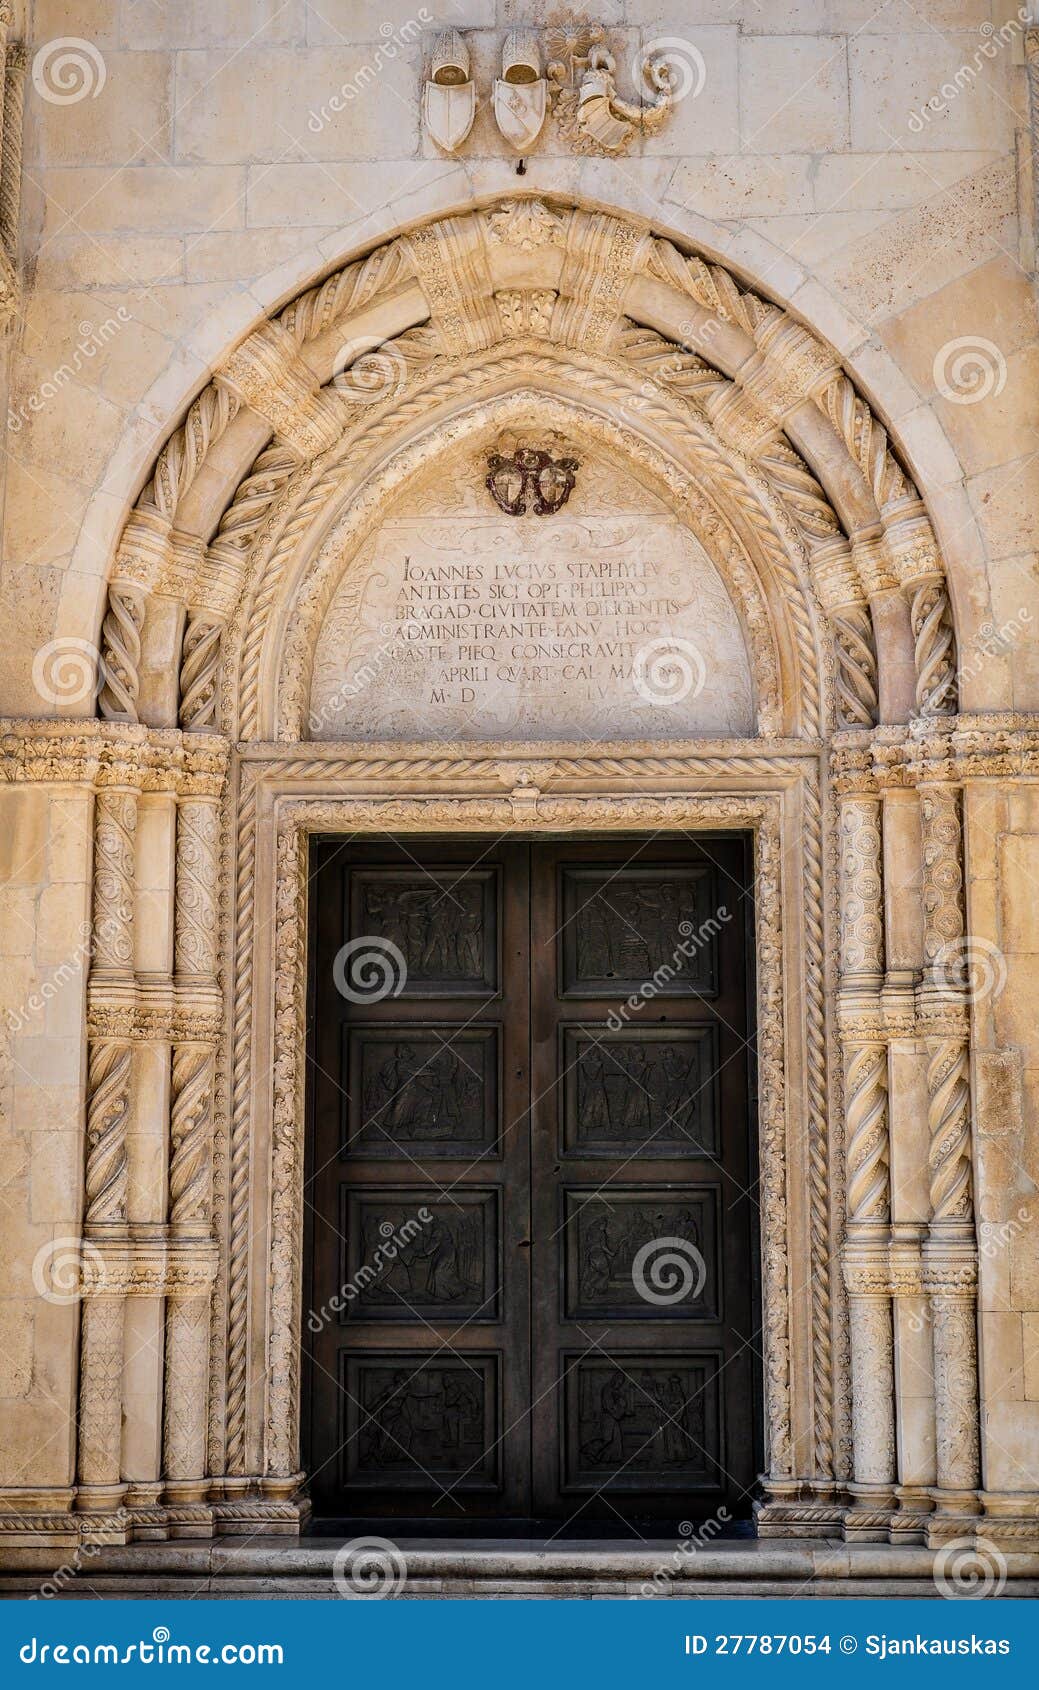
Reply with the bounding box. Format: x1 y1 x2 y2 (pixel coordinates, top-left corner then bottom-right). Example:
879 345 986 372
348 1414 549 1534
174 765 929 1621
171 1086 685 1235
98 580 147 723
918 782 980 1541
77 785 139 1520
837 781 897 1538
162 792 221 1531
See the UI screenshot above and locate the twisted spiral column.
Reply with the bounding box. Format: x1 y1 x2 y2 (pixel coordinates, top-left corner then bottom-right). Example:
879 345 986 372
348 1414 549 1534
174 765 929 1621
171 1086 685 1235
918 781 980 1536
832 603 879 729
179 614 223 730
910 578 957 716
98 582 146 722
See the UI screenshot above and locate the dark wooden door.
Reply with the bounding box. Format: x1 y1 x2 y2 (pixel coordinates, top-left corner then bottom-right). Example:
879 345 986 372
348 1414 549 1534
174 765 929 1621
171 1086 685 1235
304 836 759 1526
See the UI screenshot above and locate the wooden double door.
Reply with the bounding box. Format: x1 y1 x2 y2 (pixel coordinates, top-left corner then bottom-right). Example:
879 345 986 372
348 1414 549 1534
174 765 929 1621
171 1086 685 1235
304 836 760 1525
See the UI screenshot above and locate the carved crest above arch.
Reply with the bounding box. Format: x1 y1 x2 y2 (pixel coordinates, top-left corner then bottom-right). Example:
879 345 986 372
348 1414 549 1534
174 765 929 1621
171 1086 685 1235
98 197 958 741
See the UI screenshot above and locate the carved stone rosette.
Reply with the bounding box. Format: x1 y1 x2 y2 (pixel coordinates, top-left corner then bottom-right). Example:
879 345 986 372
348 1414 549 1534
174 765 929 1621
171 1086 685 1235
918 780 981 1536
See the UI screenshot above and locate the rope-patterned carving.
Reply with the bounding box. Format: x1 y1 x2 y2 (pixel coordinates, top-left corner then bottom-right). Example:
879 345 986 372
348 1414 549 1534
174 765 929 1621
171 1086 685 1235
141 384 240 520
279 242 412 342
911 579 957 715
927 1039 972 1222
643 237 771 337
801 772 833 1476
613 323 727 405
84 1040 131 1223
759 441 842 541
179 614 222 729
844 1043 889 1222
818 374 909 513
212 443 298 554
225 771 257 1472
169 1046 213 1224
98 583 145 721
0 41 25 285
832 605 879 728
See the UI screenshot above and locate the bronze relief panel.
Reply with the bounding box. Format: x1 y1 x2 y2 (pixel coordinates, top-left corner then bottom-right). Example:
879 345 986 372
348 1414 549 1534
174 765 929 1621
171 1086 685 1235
560 1025 720 1156
341 1188 501 1321
563 1188 721 1321
558 865 719 997
349 867 499 996
342 1354 501 1490
563 1355 723 1492
344 1024 500 1157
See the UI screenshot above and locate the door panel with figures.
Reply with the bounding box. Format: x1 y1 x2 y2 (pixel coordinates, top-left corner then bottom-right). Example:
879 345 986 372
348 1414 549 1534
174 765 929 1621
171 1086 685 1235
304 836 759 1524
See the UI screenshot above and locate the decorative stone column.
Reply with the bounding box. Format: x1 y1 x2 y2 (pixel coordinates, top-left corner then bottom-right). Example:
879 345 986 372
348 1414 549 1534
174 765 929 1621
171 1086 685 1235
77 783 138 1522
918 780 981 1542
162 780 222 1533
836 759 898 1538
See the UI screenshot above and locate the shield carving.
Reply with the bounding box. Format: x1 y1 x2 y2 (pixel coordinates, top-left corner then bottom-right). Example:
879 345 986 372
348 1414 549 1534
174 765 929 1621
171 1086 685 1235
423 79 476 154
493 77 547 152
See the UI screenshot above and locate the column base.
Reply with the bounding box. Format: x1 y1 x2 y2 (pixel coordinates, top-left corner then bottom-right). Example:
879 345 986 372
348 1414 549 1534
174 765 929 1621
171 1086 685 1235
843 1482 898 1541
754 1478 845 1537
888 1486 934 1545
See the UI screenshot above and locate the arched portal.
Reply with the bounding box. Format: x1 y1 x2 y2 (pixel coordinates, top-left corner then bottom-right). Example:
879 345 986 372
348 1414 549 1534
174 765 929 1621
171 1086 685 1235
57 197 994 1552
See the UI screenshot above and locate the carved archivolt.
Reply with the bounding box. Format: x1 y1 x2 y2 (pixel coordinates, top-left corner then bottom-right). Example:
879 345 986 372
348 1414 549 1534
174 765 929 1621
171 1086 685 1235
96 198 958 738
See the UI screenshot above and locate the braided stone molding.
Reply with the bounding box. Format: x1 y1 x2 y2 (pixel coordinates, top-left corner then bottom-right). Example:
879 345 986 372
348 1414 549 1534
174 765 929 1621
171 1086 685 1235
224 768 257 1473
178 615 222 730
245 779 798 1484
98 583 146 722
84 1041 131 1224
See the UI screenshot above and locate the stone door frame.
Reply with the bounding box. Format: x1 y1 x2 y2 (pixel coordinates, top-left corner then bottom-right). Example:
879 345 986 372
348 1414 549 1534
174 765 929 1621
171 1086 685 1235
232 737 837 1535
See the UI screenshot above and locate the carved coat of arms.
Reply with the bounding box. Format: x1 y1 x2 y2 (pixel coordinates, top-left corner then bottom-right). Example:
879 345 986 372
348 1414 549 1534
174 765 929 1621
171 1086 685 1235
423 29 477 154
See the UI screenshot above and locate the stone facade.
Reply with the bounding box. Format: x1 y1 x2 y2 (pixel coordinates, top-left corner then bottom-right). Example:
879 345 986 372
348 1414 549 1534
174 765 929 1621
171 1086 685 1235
1 1 1038 1577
